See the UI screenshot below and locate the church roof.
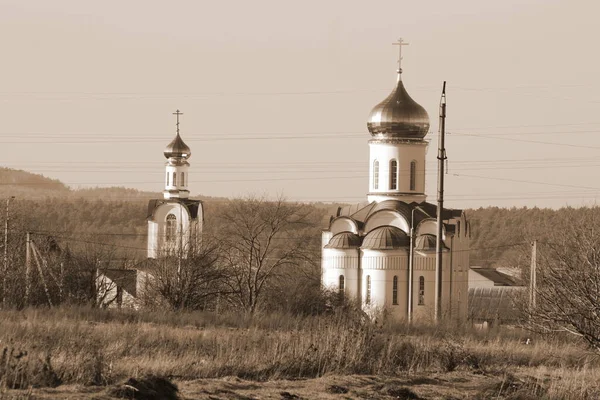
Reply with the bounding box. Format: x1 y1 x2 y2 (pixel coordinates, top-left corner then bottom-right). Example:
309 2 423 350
367 72 430 140
362 225 409 250
164 133 191 159
147 198 203 221
470 267 518 287
338 200 457 227
325 232 361 249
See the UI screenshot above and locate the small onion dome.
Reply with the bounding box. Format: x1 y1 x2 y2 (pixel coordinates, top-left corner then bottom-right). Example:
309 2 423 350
415 234 448 251
325 231 361 249
164 134 191 159
367 74 430 139
362 225 409 250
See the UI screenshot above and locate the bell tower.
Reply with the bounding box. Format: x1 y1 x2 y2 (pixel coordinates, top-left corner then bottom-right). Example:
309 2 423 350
163 110 190 200
366 39 430 203
147 110 204 259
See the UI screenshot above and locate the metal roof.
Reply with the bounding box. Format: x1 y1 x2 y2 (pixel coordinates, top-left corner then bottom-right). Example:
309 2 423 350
164 133 191 159
362 225 409 250
367 73 430 140
470 267 518 286
325 232 361 249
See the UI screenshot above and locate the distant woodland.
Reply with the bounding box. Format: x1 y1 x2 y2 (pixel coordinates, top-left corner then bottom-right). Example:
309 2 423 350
0 167 590 285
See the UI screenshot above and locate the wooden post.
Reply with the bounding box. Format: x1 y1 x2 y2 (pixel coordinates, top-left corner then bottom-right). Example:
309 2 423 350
25 232 31 306
529 240 537 310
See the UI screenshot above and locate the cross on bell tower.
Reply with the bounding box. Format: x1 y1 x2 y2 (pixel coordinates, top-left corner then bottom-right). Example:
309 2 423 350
173 109 183 136
392 38 410 74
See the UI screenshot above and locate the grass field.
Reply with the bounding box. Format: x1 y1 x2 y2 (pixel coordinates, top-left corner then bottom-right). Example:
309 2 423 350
0 307 598 399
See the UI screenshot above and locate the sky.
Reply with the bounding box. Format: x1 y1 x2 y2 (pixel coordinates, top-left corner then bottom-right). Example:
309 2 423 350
0 0 599 209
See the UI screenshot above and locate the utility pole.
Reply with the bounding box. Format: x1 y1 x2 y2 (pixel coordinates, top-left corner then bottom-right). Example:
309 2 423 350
25 231 31 306
435 82 447 322
2 196 14 308
529 240 537 310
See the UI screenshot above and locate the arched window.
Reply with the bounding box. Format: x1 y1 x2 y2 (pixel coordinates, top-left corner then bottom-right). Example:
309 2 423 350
392 276 398 305
173 172 177 186
181 172 185 187
410 161 416 191
418 276 425 305
339 275 345 297
366 275 371 305
373 160 379 190
166 172 170 186
390 160 398 190
166 214 177 243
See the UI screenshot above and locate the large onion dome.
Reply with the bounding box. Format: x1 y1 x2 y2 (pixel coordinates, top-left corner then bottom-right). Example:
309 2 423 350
362 225 409 250
164 133 191 159
367 71 430 139
325 232 361 249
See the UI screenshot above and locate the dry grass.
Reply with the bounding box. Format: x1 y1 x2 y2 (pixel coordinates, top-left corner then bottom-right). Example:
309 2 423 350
0 307 599 399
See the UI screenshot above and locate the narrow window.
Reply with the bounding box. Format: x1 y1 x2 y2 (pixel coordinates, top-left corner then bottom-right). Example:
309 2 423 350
373 161 379 190
366 275 371 305
392 276 398 305
166 172 170 186
181 172 185 187
418 276 425 305
410 161 416 191
390 160 398 190
173 172 177 186
166 214 177 243
339 275 345 297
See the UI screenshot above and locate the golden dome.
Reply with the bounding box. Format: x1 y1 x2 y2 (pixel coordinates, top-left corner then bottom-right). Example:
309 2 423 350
164 133 191 159
367 72 430 140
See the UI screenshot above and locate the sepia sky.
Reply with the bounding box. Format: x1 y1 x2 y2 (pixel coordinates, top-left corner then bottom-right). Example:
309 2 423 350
0 0 599 209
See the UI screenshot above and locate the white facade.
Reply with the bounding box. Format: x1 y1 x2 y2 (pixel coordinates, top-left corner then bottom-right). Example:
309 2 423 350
321 48 470 322
367 140 428 203
147 113 204 259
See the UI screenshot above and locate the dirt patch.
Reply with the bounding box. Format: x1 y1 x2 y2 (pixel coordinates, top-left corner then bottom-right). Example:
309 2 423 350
109 376 180 400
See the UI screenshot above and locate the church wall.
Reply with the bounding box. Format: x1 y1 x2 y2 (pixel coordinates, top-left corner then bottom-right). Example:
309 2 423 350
361 249 409 316
322 248 360 299
147 221 159 259
367 141 427 202
363 211 409 235
412 253 437 321
164 163 190 198
147 202 194 258
329 218 358 235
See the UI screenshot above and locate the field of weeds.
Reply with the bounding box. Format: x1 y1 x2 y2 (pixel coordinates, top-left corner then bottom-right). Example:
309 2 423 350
0 307 599 399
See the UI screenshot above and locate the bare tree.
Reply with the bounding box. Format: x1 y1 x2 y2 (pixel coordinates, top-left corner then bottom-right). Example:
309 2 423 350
217 195 318 314
147 238 224 310
526 207 600 350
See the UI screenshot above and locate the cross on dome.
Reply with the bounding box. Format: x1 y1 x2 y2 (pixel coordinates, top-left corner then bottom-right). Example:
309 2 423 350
164 109 191 159
173 109 183 136
392 38 409 74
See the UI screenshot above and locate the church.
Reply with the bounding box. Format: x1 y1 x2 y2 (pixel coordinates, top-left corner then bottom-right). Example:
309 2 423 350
96 111 204 308
147 110 204 259
321 44 470 321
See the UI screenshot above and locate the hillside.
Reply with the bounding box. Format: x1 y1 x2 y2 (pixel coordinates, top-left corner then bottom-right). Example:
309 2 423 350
0 167 593 272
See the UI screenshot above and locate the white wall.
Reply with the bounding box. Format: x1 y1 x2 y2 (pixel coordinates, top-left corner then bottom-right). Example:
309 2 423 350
322 248 360 299
367 141 428 203
147 202 196 258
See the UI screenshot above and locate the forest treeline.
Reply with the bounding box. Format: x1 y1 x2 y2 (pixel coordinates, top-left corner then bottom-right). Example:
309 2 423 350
0 167 594 307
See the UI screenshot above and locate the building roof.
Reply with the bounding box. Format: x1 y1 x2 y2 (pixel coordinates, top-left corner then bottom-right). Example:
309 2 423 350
470 267 518 286
164 133 191 159
362 225 409 250
468 287 525 323
367 71 430 140
325 232 361 249
147 198 203 221
336 200 460 228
